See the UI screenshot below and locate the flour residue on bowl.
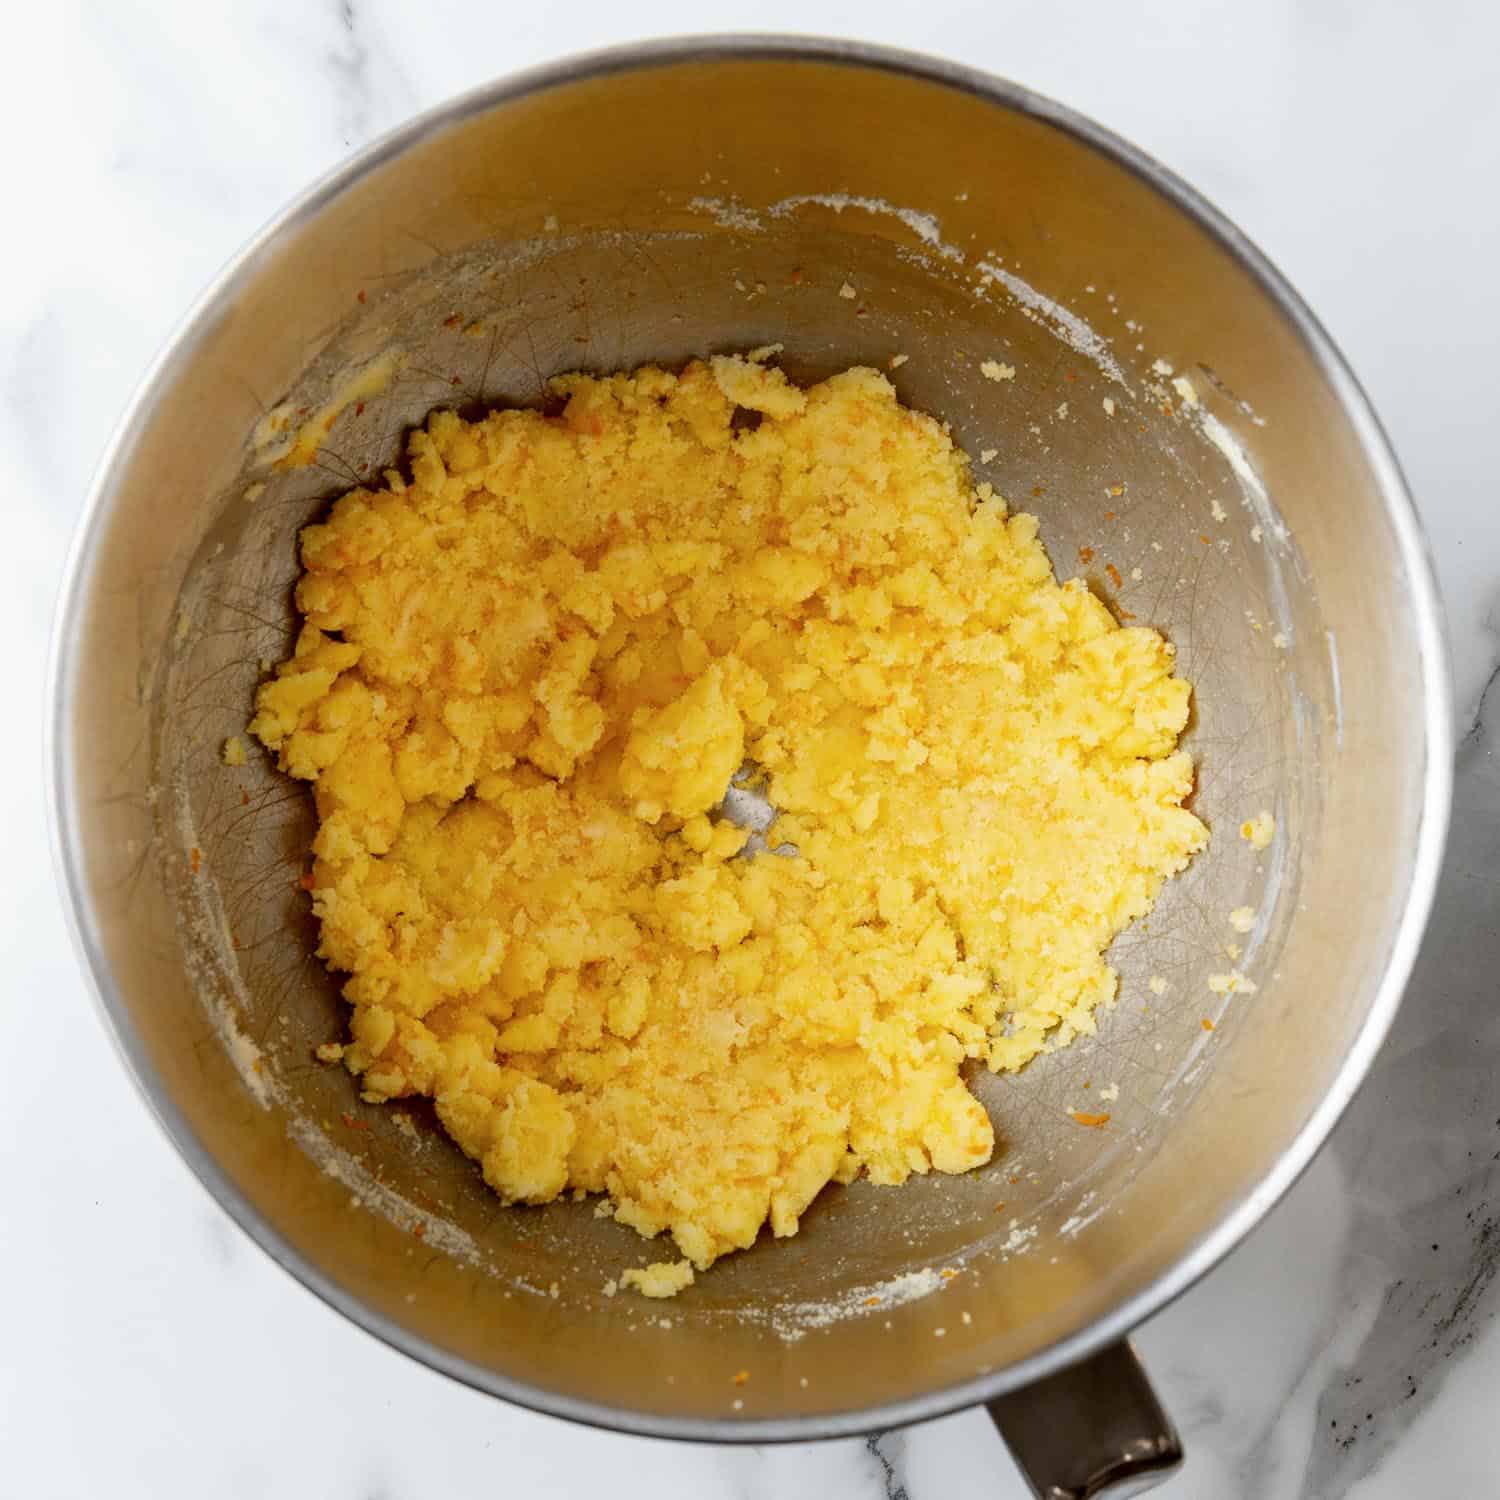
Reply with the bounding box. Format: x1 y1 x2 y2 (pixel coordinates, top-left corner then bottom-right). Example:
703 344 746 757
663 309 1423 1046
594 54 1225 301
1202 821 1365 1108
769 193 961 262
1199 410 1289 548
1058 1192 1105 1238
752 1266 945 1343
975 260 1129 387
741 1224 1040 1342
284 1114 490 1270
690 188 1137 400
687 196 765 232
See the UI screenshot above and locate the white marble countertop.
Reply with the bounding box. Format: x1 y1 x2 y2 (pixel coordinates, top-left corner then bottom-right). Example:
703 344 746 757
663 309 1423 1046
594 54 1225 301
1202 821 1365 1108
7 2 1499 1496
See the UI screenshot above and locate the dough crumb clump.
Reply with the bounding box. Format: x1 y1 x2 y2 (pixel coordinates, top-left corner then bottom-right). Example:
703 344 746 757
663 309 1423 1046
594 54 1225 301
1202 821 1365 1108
251 356 1206 1292
1240 810 1276 850
1208 970 1258 996
621 1260 695 1298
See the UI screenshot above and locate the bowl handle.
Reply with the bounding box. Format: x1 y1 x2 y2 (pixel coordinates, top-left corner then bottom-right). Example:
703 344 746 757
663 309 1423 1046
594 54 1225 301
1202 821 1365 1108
986 1339 1182 1498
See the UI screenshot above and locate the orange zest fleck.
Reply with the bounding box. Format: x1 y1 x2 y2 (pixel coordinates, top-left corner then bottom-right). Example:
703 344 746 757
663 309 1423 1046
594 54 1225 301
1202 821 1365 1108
356 289 367 303
732 1370 750 1386
1199 533 1212 545
1105 563 1123 589
1202 1018 1216 1031
1069 1110 1111 1128
1078 545 1095 564
993 1201 1007 1213
298 871 316 891
189 846 202 875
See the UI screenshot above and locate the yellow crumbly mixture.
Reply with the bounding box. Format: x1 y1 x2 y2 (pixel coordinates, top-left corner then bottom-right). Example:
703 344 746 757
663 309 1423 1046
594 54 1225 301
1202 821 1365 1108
250 357 1207 1286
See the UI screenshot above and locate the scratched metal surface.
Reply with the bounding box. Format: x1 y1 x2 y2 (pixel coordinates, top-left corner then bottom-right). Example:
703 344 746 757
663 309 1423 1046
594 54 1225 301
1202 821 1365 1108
153 220 1324 1317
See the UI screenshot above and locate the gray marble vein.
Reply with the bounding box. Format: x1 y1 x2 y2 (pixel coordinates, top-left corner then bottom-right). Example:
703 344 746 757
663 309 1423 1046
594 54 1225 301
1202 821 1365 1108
1303 657 1500 1494
326 0 418 148
865 1432 911 1500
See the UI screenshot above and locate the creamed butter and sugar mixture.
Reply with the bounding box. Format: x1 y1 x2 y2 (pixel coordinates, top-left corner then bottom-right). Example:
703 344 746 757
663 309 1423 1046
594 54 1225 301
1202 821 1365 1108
251 356 1206 1290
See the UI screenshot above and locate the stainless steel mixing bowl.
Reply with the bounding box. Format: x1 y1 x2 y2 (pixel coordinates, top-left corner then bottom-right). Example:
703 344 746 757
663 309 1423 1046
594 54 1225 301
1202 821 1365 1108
48 37 1451 1499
